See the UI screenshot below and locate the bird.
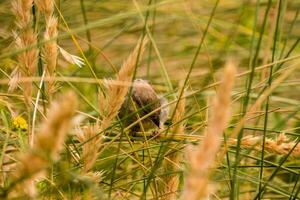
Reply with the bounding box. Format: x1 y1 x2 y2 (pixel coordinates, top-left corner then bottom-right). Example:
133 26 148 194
118 79 169 136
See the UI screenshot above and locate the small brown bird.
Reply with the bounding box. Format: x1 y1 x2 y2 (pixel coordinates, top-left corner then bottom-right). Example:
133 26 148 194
119 79 168 135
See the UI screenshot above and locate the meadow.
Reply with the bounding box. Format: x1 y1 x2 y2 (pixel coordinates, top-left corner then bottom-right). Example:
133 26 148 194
0 0 300 199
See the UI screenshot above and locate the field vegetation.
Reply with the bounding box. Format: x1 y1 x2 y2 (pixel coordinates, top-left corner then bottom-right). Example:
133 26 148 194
0 0 300 199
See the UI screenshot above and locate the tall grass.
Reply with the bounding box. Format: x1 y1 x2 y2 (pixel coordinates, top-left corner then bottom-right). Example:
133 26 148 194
1 0 300 199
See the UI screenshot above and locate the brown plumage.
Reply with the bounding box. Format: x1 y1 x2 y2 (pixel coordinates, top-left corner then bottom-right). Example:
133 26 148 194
119 79 168 134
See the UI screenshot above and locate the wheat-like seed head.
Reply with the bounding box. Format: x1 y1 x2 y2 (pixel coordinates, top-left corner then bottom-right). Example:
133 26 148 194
101 37 148 130
228 133 300 157
8 67 22 91
8 92 77 198
14 31 38 76
10 0 38 106
9 154 47 198
44 16 58 75
34 0 58 98
34 0 54 17
43 15 58 96
80 38 148 172
11 0 33 29
35 92 77 160
79 124 102 173
181 60 236 200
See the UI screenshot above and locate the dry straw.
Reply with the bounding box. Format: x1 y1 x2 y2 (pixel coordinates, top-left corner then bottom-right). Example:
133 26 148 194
8 92 77 198
181 61 236 200
81 38 148 173
9 0 38 106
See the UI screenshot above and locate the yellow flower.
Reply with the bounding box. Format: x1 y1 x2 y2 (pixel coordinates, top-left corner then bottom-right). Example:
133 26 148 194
13 116 28 131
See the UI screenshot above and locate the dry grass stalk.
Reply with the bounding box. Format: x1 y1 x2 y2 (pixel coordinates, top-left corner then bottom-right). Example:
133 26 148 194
162 84 186 200
0 146 17 187
35 0 58 98
181 61 236 200
9 0 38 106
8 92 77 198
171 86 186 134
81 38 147 172
261 3 278 81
